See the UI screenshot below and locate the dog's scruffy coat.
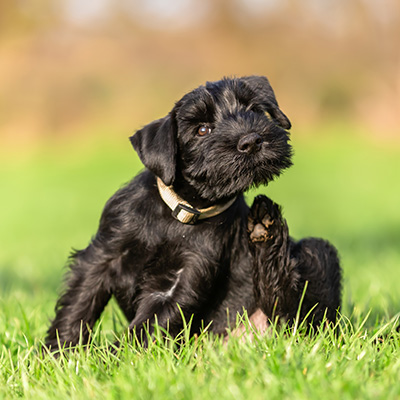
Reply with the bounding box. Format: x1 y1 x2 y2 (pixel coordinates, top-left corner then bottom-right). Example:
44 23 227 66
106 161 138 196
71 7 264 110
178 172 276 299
46 76 341 350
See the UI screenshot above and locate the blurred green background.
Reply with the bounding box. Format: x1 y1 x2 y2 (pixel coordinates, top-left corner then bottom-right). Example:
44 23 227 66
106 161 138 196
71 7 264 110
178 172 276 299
0 0 399 339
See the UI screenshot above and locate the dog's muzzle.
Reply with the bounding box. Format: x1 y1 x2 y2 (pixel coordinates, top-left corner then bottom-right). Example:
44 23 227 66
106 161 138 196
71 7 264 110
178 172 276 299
157 178 237 224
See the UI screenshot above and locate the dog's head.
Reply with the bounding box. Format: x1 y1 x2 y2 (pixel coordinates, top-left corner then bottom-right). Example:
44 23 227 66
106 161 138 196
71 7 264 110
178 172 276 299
131 76 292 202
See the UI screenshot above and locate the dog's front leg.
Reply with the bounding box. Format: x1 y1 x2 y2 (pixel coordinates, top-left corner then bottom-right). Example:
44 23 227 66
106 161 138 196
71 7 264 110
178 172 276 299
126 264 212 346
127 298 181 347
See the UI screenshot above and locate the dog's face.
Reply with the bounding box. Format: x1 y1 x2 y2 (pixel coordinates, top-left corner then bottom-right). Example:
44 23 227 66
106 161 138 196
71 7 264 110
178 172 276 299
131 76 292 202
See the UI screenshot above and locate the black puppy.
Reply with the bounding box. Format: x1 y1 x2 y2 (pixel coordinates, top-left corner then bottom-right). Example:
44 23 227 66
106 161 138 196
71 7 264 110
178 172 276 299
247 195 341 329
46 76 293 350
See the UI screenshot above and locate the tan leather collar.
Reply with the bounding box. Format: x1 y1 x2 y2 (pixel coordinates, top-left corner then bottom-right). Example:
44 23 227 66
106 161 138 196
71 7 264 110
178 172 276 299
157 177 237 224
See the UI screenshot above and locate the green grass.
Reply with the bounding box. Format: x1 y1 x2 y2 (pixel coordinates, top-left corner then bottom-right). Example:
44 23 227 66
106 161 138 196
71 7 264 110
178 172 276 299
1 132 400 399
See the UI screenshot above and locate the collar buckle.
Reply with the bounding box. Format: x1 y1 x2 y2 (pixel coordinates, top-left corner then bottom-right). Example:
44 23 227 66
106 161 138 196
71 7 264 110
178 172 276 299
172 203 201 224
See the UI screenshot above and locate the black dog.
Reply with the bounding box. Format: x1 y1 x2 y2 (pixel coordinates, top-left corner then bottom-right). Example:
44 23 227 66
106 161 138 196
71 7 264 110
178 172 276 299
45 76 339 350
45 76 292 350
247 196 341 330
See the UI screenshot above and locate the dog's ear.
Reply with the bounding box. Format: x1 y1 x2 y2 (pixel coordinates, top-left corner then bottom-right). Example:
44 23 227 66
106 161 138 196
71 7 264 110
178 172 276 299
242 76 291 130
130 113 177 186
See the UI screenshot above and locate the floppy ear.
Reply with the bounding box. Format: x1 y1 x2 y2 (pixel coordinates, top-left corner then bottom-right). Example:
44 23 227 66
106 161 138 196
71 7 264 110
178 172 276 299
242 75 291 130
130 113 177 186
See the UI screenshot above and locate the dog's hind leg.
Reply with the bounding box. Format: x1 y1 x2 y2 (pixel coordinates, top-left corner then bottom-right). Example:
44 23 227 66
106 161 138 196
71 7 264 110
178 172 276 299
290 237 342 324
45 243 114 352
248 195 342 327
45 183 140 352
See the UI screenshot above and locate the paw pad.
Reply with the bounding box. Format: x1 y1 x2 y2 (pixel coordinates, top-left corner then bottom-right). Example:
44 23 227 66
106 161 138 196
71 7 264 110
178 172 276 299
248 211 274 242
249 222 273 242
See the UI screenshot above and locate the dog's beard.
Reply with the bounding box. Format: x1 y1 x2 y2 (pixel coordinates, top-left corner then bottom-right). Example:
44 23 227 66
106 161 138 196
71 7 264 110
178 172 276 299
180 131 292 202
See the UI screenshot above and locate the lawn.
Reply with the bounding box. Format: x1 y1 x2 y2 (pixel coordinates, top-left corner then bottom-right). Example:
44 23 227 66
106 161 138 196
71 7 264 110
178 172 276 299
1 131 399 399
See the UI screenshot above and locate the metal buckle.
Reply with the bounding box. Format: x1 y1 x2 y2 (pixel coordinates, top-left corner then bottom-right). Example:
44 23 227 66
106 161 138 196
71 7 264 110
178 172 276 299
172 203 201 224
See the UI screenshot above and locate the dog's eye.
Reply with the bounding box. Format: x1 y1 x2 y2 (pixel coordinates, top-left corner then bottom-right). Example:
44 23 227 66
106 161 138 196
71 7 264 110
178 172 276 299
198 126 212 136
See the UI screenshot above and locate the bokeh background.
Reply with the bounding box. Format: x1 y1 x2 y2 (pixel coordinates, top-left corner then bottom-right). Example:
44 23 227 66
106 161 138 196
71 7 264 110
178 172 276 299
1 0 400 341
1 0 400 144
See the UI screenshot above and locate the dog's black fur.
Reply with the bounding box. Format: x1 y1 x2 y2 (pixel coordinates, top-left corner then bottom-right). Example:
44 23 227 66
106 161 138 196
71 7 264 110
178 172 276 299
248 195 341 327
45 76 340 350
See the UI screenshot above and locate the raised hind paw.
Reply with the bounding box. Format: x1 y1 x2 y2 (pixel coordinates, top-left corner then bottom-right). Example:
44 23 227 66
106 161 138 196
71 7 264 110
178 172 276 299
248 195 283 243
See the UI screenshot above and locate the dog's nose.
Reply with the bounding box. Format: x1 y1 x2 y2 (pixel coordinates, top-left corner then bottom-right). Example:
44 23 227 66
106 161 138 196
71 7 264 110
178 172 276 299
237 133 263 154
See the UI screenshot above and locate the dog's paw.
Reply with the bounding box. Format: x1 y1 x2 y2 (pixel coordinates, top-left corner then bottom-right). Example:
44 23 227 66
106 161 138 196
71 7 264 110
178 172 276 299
248 195 282 243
